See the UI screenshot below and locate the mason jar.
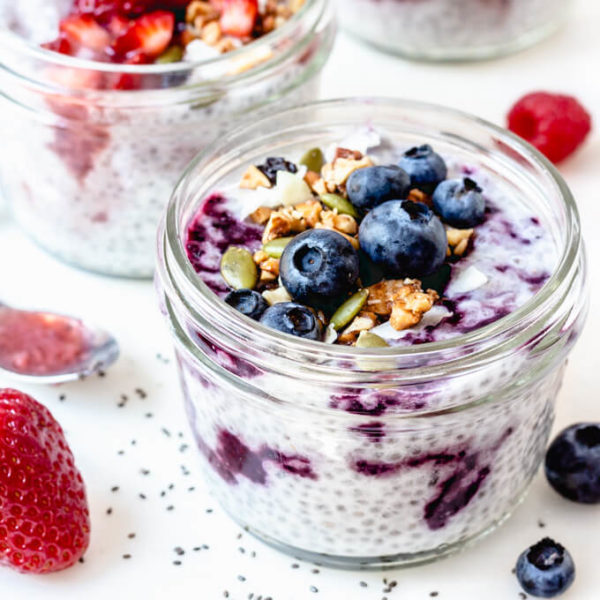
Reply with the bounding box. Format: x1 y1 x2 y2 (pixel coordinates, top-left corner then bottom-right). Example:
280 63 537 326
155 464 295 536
156 98 587 568
336 0 573 61
0 0 334 277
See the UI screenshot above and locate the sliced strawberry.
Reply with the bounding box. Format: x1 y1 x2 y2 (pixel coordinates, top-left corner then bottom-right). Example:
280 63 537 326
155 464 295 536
107 14 131 36
42 36 75 56
112 10 175 60
220 0 258 38
59 14 112 52
112 53 152 90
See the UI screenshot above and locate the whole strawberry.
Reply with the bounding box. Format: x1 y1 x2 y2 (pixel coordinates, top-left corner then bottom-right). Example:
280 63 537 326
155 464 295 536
0 389 90 574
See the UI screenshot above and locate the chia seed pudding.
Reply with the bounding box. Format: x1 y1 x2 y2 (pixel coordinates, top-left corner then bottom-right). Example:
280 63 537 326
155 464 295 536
0 0 334 277
336 0 572 61
156 99 587 567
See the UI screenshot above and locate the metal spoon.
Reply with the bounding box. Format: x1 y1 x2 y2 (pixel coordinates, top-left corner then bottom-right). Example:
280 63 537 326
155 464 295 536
0 303 119 384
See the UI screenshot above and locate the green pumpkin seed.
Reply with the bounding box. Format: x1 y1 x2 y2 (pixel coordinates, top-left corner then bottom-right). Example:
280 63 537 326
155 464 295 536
220 247 257 290
299 147 324 173
355 331 390 348
156 45 184 64
262 236 294 258
320 193 359 218
330 289 369 330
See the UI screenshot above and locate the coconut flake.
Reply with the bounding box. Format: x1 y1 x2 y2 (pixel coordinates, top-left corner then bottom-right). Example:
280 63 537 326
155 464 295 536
324 324 338 344
325 128 382 162
183 39 221 62
274 171 313 206
370 304 452 341
447 266 488 295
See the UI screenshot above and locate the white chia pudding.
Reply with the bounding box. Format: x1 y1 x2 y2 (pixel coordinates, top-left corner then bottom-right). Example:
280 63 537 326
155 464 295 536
0 0 334 277
157 102 587 567
336 0 572 60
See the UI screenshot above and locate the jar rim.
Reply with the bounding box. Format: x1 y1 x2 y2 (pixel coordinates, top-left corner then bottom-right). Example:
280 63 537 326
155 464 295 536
0 0 320 77
159 97 583 375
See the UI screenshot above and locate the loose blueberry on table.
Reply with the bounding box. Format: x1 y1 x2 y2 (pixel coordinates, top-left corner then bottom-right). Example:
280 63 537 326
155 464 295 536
516 538 575 598
184 136 558 345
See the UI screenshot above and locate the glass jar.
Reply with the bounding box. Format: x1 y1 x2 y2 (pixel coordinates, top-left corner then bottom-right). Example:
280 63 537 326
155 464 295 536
336 0 572 61
156 98 587 568
0 0 334 278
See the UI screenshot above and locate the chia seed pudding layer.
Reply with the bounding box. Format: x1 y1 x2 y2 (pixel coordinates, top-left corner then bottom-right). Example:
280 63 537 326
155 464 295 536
156 100 587 567
0 0 334 277
336 0 571 60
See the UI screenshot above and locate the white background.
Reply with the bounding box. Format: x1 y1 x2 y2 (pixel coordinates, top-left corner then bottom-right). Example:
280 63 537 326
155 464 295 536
1 0 599 598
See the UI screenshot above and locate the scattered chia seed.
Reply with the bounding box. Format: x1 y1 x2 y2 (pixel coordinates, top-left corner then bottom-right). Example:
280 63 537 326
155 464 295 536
59 394 66 402
166 505 174 511
193 547 201 552
223 593 229 598
309 586 318 593
106 507 113 515
173 560 182 566
237 533 243 540
145 412 154 418
291 563 299 569
311 569 320 574
118 450 125 455
202 544 209 550
538 519 546 528
140 468 150 475
139 493 146 500
430 593 439 598
179 444 189 452
174 547 185 556
161 427 171 437
160 491 166 497
123 554 131 560
206 508 213 513
519 593 527 599
98 370 106 377
251 551 256 558
178 432 184 438
188 486 195 492
360 582 368 588
168 484 175 490
128 533 136 539
239 547 246 554
135 388 147 399
111 486 119 492
131 440 136 446
238 575 246 582
79 557 84 563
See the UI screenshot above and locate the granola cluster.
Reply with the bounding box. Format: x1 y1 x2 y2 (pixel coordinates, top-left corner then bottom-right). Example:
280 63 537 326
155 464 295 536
226 146 480 346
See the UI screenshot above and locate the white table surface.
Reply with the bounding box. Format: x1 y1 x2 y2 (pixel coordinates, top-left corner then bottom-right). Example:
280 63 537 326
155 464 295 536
1 1 599 598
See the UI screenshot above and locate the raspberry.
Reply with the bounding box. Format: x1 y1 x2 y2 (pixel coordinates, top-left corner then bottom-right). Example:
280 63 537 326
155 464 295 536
507 92 592 163
0 389 90 574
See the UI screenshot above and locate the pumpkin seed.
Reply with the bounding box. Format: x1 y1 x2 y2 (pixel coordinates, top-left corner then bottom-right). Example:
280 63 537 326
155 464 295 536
320 193 359 218
262 236 294 258
330 289 368 330
355 331 390 348
220 247 257 290
156 45 184 64
299 147 324 173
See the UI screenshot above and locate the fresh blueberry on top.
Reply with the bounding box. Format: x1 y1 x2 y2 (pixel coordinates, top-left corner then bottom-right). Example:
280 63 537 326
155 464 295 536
225 289 268 320
397 144 447 194
545 423 600 504
346 165 411 211
280 229 359 310
259 302 322 340
432 177 486 228
516 538 575 598
257 157 298 185
358 200 447 278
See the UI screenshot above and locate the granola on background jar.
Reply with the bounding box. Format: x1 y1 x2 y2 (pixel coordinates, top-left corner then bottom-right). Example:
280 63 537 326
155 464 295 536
0 0 334 277
155 99 587 568
336 0 573 61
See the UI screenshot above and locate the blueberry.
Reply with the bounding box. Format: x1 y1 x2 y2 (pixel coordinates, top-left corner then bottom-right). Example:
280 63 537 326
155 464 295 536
432 177 485 228
256 157 298 185
516 538 575 598
280 229 359 310
259 302 322 340
346 165 410 211
224 289 268 320
358 200 447 278
545 423 600 504
397 144 447 194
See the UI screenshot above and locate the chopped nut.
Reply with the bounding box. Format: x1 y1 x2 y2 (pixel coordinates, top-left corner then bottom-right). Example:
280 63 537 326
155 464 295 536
259 269 278 283
316 210 358 235
334 147 363 161
253 250 269 264
249 206 272 225
311 177 328 196
201 20 222 46
294 199 322 228
321 155 374 193
262 207 306 243
313 222 359 249
389 285 439 331
262 286 292 306
446 226 474 257
338 311 378 345
407 188 431 206
186 0 219 24
240 165 271 190
259 257 279 276
303 170 320 189
366 279 419 315
216 37 238 53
